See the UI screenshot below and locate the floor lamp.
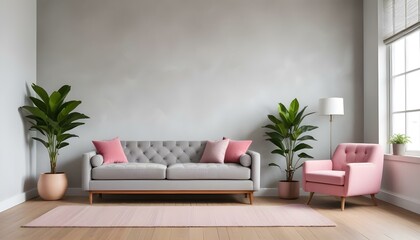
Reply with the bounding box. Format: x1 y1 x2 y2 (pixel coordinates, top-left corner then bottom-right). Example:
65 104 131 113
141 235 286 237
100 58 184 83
319 97 344 158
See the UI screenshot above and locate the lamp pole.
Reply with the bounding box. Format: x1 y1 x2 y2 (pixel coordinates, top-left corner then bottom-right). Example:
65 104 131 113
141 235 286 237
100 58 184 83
329 114 333 158
319 97 344 159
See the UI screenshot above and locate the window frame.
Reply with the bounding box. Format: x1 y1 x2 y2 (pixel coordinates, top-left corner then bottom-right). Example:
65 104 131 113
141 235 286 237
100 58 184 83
388 29 420 156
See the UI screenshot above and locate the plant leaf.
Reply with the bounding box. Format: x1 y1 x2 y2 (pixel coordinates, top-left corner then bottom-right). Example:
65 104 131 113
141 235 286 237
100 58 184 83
289 98 299 122
57 101 81 122
299 125 318 133
297 135 316 141
31 84 49 104
267 115 280 125
32 137 49 148
293 143 313 152
49 91 62 115
57 133 78 142
21 106 48 121
263 124 280 132
57 142 69 149
268 163 282 170
29 97 47 113
297 152 314 159
271 149 285 156
57 85 71 100
61 122 85 133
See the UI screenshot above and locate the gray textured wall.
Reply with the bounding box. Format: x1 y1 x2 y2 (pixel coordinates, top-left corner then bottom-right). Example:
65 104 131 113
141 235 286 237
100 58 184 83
37 0 363 189
0 0 36 205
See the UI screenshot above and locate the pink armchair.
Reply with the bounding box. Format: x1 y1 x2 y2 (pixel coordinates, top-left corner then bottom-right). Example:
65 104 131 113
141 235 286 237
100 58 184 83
303 143 384 210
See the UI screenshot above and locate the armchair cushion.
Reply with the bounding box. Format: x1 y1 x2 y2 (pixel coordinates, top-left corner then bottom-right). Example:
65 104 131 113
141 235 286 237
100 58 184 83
305 170 345 186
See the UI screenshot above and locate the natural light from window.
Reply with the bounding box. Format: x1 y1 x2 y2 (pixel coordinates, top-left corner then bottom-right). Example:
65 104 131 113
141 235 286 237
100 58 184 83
390 29 420 154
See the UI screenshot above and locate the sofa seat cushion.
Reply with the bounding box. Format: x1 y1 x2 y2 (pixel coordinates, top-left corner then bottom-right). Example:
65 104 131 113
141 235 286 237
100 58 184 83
166 163 250 180
305 170 345 186
92 163 166 180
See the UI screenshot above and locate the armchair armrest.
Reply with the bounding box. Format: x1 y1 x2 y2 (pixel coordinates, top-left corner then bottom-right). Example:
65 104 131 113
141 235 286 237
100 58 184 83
303 160 333 173
302 160 332 191
247 150 260 191
82 151 97 191
345 162 381 196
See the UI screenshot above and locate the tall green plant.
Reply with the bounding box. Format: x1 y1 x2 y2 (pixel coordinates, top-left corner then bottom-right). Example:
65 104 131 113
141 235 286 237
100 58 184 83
263 98 318 181
21 84 89 174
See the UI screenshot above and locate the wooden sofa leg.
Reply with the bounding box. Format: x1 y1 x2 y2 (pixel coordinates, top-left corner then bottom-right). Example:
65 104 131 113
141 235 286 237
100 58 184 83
341 197 346 211
370 194 378 206
248 192 254 205
89 192 93 205
307 192 314 205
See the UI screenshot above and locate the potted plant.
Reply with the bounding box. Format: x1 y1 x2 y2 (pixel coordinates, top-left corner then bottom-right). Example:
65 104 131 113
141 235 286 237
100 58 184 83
20 84 89 200
389 133 410 156
263 98 317 199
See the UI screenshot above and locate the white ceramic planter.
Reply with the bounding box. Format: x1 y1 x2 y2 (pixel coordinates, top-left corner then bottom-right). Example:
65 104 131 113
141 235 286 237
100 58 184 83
392 144 406 156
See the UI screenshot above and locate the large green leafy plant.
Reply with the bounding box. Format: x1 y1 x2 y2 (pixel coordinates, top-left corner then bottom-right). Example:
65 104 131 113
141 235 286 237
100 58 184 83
21 84 89 174
263 98 318 181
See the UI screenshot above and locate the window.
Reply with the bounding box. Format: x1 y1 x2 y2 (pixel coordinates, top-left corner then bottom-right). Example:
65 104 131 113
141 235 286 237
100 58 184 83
390 29 420 154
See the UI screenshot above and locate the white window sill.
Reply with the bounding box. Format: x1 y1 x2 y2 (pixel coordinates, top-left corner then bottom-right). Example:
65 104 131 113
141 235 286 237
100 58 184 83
384 154 420 164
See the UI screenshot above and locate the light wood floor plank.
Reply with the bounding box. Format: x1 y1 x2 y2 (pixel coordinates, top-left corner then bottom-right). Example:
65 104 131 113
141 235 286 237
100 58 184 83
269 227 305 240
188 227 204 240
0 195 419 240
216 227 230 240
151 227 171 240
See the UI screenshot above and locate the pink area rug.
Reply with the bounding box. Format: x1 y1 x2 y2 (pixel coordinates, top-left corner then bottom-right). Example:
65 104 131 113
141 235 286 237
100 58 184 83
23 204 335 228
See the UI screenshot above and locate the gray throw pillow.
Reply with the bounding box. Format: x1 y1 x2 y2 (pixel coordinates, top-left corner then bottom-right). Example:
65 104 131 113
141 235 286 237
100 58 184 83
239 154 252 167
90 154 104 167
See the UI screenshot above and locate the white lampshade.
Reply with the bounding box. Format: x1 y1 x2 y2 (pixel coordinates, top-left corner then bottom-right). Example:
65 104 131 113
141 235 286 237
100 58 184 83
319 97 344 115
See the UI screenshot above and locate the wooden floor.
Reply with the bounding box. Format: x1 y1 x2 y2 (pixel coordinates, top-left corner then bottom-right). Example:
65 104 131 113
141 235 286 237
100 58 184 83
0 195 419 240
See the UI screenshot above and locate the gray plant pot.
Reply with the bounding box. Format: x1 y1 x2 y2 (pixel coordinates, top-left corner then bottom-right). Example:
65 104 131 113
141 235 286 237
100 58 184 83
392 144 406 156
277 181 300 199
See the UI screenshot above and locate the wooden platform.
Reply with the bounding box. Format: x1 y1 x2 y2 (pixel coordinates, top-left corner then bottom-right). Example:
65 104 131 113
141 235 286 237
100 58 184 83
0 195 419 240
89 190 254 204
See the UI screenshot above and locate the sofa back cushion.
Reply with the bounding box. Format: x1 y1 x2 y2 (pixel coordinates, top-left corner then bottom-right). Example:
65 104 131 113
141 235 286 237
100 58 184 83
120 141 206 166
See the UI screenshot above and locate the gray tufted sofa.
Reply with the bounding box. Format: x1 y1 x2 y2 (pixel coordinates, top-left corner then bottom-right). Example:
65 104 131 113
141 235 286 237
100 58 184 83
82 141 260 204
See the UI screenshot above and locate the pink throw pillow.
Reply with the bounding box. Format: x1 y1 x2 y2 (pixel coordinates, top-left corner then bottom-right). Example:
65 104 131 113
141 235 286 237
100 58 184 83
200 139 230 163
92 137 128 164
223 138 252 163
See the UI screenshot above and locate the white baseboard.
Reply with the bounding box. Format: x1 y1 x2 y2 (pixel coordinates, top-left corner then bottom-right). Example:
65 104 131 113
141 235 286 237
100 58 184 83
0 189 38 213
376 189 420 214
